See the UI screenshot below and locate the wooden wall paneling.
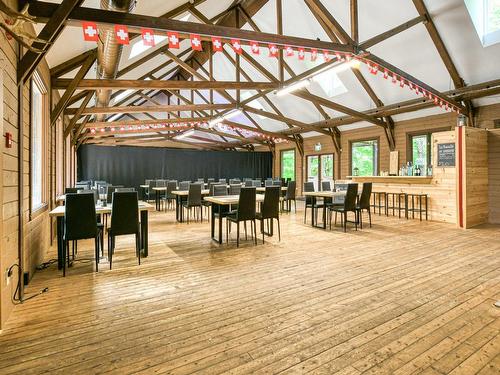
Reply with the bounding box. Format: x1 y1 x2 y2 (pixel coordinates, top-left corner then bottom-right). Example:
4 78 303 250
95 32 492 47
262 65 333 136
487 129 500 223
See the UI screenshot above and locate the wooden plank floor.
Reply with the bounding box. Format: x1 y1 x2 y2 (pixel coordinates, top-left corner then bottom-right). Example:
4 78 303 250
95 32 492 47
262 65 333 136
0 203 499 374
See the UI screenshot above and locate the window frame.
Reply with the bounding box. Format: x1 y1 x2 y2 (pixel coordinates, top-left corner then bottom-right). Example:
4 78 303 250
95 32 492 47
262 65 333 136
280 148 296 181
305 152 334 185
30 71 48 218
406 127 451 166
349 138 380 176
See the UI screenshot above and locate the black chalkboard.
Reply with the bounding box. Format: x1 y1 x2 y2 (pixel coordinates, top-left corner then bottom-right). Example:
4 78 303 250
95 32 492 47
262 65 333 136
437 143 455 167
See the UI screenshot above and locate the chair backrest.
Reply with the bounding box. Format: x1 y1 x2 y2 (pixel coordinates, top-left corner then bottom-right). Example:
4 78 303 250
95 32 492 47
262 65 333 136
110 192 139 236
78 189 98 204
65 187 79 194
156 179 166 188
229 184 241 195
218 178 227 183
145 179 152 186
197 178 205 183
264 180 273 187
303 181 315 192
244 180 253 187
261 186 280 219
359 183 372 210
148 179 157 190
237 187 256 221
76 182 90 190
64 193 97 240
115 187 135 192
286 181 296 199
273 180 282 186
344 183 358 212
229 178 240 185
187 183 202 206
334 183 348 191
252 180 261 187
179 181 190 191
166 181 177 198
106 186 120 203
213 184 228 196
207 178 215 184
321 180 332 191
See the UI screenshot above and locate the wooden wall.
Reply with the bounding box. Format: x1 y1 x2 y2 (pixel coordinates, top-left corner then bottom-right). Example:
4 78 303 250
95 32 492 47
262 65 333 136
0 1 59 329
274 112 458 195
488 129 500 224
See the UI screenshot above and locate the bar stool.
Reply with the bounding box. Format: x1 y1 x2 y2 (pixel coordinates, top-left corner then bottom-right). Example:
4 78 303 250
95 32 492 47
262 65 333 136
406 193 428 221
386 192 406 218
371 192 387 215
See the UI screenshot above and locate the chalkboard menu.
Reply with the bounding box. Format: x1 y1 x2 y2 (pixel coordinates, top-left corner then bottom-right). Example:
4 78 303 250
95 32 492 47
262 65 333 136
437 143 455 167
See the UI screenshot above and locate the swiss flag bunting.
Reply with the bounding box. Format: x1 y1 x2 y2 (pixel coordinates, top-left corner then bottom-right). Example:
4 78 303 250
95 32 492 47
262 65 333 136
310 48 318 61
285 45 294 57
322 50 330 62
82 22 98 42
190 34 203 51
268 43 278 58
115 25 129 45
298 47 305 60
168 31 180 49
250 41 260 55
231 39 242 54
141 28 155 47
212 36 223 52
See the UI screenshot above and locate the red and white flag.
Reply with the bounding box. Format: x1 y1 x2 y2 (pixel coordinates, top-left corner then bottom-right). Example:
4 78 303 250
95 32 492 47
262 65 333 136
298 47 305 60
82 22 98 42
322 50 331 62
231 39 242 54
212 36 223 52
285 45 294 57
168 31 180 49
114 25 129 45
190 34 202 51
141 28 155 47
310 48 318 61
268 43 278 58
250 41 260 55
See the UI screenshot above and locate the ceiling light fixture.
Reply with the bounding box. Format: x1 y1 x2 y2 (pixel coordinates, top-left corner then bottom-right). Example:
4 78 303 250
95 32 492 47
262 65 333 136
275 79 311 96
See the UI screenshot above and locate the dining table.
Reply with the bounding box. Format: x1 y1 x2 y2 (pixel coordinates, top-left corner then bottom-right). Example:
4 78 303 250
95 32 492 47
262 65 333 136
303 191 347 229
171 189 210 222
204 194 265 244
49 201 154 270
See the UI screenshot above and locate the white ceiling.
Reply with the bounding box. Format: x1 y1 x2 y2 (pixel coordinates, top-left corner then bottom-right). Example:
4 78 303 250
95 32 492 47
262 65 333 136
36 0 500 143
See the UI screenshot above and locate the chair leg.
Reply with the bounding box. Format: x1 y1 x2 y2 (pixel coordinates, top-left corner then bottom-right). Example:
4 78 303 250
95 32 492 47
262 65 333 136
277 218 281 241
244 222 247 240
261 219 264 244
136 233 141 265
253 219 257 245
343 212 347 232
359 209 363 229
236 222 240 247
94 237 99 272
108 234 113 270
63 240 67 277
368 209 372 227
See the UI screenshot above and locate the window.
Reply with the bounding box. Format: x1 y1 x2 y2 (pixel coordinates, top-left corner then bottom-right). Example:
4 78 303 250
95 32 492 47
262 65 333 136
31 73 46 211
306 154 334 191
351 140 378 176
409 134 432 173
465 0 500 46
280 149 295 181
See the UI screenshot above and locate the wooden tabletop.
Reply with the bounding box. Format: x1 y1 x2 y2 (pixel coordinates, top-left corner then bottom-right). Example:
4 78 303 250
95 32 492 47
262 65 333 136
49 201 154 217
303 191 347 198
152 187 167 191
256 186 288 192
171 189 210 196
204 194 265 205
140 184 149 188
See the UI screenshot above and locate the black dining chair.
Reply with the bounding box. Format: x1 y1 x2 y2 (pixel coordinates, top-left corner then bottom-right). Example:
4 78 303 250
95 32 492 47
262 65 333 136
329 183 359 232
146 179 156 202
226 187 257 247
115 187 135 192
108 191 141 269
357 183 373 229
303 182 323 224
65 187 80 194
106 186 124 204
244 180 253 187
252 180 261 187
229 184 241 195
163 181 177 210
207 178 215 184
264 180 273 187
179 181 190 191
321 180 332 191
256 186 281 243
182 183 203 223
282 180 297 212
218 178 227 184
63 193 103 276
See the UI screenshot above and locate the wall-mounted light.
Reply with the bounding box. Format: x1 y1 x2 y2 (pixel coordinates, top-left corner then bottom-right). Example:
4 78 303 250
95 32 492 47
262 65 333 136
457 114 468 127
314 142 322 152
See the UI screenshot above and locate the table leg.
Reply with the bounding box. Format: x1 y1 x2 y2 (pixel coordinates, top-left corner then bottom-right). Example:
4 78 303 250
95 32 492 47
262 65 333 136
218 205 223 244
211 203 216 239
311 198 315 227
155 190 160 211
140 210 149 257
175 195 180 221
57 216 64 270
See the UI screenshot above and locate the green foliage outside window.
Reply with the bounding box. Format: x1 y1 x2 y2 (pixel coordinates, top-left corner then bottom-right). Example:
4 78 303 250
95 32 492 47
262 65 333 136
351 140 377 176
281 150 295 180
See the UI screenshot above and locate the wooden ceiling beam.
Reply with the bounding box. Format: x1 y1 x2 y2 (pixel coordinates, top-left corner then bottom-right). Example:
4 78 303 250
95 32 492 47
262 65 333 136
359 15 426 49
64 91 94 138
350 0 358 43
50 49 96 78
52 79 280 91
65 103 235 116
303 0 354 45
18 0 84 84
29 1 355 53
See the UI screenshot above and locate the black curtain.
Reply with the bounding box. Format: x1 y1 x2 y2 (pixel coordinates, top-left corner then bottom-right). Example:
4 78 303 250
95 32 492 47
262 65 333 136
77 145 273 188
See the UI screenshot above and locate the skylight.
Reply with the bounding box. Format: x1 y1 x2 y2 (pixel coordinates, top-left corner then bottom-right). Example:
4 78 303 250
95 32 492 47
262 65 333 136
129 35 167 59
312 68 347 98
465 0 500 47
